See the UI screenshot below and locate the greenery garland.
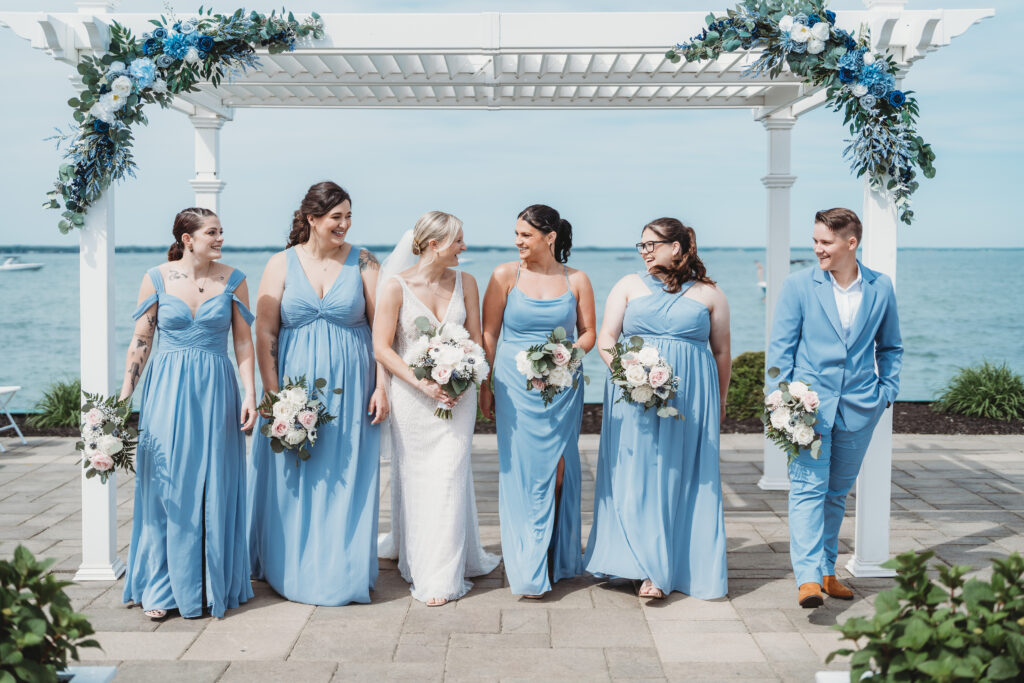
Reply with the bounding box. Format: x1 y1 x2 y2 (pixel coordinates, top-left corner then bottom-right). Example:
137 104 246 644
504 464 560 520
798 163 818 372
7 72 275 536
667 0 935 224
46 7 323 234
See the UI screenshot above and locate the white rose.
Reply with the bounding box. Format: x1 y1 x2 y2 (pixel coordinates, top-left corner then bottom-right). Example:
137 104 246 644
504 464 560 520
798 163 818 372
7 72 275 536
636 346 661 367
790 24 811 43
435 345 464 367
765 390 784 410
788 381 809 400
648 366 672 389
184 47 202 64
96 434 123 456
770 406 791 431
431 365 454 385
630 385 655 403
89 452 114 472
272 400 296 421
548 366 574 389
111 75 133 95
100 91 127 111
284 427 307 445
84 408 105 426
851 82 869 97
807 38 826 55
792 422 816 447
624 364 648 388
89 101 115 124
862 53 876 66
152 79 168 94
297 410 318 429
810 22 830 41
550 344 572 367
285 387 307 405
778 15 795 33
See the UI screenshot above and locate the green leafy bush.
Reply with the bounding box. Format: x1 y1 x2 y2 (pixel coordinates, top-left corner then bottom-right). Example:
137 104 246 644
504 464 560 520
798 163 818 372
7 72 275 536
828 550 1024 682
0 545 100 682
25 379 81 429
933 362 1024 422
726 351 765 420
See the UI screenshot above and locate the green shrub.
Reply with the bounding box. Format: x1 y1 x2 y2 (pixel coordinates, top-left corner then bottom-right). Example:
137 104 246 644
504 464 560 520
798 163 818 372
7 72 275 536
0 545 100 682
726 351 765 420
25 379 81 429
933 362 1024 422
828 550 1024 682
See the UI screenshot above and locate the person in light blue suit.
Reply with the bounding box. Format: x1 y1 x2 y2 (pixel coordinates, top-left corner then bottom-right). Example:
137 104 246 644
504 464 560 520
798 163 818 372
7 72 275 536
767 207 902 608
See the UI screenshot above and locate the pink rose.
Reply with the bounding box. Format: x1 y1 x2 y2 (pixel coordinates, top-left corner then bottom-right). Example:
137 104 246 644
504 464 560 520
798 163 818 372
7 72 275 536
89 452 114 472
531 378 546 391
297 410 317 429
550 344 572 367
271 420 289 438
801 391 820 412
84 408 105 426
766 390 784 410
648 366 671 388
431 365 453 385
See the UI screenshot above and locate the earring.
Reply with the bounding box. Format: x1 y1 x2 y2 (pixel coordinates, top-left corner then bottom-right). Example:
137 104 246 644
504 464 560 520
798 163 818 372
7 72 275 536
188 245 194 252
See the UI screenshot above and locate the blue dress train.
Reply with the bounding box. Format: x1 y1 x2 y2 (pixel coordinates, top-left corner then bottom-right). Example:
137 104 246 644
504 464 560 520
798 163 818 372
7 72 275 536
123 267 255 618
247 246 380 606
494 267 584 595
584 272 728 599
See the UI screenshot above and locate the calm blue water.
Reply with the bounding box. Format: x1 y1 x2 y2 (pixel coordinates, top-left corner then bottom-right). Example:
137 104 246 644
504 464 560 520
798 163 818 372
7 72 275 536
1 247 1021 411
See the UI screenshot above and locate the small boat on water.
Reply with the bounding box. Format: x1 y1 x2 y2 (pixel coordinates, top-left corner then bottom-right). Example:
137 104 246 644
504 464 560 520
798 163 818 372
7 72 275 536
0 256 44 271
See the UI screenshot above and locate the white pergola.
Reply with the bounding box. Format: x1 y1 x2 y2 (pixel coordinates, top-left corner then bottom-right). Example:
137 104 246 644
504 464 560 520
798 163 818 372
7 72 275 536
1 0 991 582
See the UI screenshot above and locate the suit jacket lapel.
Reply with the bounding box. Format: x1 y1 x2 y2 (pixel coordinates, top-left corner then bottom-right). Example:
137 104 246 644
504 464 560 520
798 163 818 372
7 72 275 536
813 269 845 342
847 264 878 348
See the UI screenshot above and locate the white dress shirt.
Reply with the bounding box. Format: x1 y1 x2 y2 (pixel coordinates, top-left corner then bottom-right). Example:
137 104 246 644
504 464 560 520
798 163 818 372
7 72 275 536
831 266 863 341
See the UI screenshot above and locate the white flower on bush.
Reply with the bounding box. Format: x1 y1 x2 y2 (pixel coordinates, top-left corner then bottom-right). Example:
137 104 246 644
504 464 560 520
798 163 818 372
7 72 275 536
96 434 123 456
89 452 115 472
792 422 816 447
630 384 655 403
624 364 648 387
863 53 876 66
807 39 826 55
548 365 574 389
765 389 784 411
778 15 795 33
84 408 105 426
111 76 133 96
297 410 318 429
810 22 830 41
284 428 307 446
788 381 809 400
790 24 811 43
271 420 289 438
770 406 791 431
550 344 572 367
637 346 661 367
851 82 869 98
515 350 542 379
648 366 672 389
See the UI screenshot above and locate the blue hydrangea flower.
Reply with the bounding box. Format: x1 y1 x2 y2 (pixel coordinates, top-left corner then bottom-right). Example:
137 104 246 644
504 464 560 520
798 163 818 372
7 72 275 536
129 58 157 89
152 27 168 40
887 90 906 107
162 33 190 60
838 49 865 71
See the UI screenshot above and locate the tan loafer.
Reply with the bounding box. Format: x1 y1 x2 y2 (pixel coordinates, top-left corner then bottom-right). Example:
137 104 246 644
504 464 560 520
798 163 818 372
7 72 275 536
822 575 854 600
798 582 824 608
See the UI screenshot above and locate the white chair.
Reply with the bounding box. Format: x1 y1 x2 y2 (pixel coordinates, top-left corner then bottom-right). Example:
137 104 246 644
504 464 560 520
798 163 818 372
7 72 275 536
0 386 28 452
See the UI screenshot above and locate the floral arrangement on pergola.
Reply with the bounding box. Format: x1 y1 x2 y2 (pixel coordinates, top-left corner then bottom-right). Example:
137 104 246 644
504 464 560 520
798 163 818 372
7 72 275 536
669 0 935 224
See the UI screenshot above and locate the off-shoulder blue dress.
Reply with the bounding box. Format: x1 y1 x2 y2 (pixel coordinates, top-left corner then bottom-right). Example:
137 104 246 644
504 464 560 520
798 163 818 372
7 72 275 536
122 267 255 618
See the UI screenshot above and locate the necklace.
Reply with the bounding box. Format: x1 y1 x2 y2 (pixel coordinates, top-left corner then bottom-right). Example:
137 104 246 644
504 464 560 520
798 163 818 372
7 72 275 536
193 264 212 293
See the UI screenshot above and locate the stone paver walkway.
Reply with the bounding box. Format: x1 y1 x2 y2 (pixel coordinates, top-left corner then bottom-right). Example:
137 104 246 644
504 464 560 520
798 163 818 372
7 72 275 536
1 433 1022 682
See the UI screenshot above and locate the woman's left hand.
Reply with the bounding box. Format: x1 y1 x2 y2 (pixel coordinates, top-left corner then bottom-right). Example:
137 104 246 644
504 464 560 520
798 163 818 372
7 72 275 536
240 395 258 431
368 386 390 425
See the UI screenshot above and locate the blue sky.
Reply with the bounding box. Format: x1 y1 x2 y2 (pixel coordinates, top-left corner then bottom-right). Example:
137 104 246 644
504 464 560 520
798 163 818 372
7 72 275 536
0 0 1018 248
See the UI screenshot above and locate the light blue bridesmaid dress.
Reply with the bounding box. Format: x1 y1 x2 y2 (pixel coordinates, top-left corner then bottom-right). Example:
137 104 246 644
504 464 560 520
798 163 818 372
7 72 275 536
247 246 380 606
122 267 255 618
494 266 584 595
584 272 728 599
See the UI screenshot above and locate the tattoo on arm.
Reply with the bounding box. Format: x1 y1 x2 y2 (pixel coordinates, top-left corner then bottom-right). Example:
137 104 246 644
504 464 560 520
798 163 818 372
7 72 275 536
145 314 157 332
359 249 380 272
134 336 149 351
167 269 188 281
270 338 279 374
128 362 141 393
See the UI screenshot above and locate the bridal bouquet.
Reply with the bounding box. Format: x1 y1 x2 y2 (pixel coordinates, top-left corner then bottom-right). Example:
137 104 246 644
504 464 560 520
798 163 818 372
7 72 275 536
405 316 490 419
77 393 138 483
762 366 823 463
258 375 339 462
516 326 587 406
607 336 683 420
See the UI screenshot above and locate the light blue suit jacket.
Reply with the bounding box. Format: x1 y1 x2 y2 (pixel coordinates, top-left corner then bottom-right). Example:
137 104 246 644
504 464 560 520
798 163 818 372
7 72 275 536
767 262 903 433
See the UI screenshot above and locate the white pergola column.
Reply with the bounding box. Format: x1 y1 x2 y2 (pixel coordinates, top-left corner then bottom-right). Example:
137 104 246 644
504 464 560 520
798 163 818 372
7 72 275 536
759 112 797 491
75 188 125 581
188 109 227 212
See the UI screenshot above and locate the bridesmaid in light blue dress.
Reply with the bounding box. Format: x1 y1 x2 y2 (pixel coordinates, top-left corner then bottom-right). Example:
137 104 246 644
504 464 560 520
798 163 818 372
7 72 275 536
248 182 388 606
121 208 257 620
584 217 731 600
480 205 596 598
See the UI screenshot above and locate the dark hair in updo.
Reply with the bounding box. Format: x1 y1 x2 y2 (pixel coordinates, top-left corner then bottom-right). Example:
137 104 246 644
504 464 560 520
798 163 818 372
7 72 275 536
642 217 714 294
517 204 572 264
168 207 217 261
287 181 352 248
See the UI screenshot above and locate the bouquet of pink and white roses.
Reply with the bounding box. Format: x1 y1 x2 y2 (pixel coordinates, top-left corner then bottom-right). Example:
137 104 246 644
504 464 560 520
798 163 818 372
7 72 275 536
405 316 489 419
762 366 823 463
258 375 339 462
77 393 138 483
607 336 683 420
516 326 588 406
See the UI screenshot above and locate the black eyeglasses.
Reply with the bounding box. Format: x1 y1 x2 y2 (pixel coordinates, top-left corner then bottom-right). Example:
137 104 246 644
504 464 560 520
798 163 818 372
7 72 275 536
635 240 670 254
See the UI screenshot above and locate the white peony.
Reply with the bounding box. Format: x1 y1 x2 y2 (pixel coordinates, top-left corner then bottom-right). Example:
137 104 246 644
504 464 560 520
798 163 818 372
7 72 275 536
624 364 648 388
100 91 127 111
285 387 307 405
548 365 574 389
184 47 202 64
792 422 816 447
851 82 869 97
284 427 307 446
96 434 123 456
636 346 661 367
770 406 791 431
790 24 811 43
89 101 115 124
765 389 784 410
788 381 809 399
111 75 133 95
630 384 655 403
778 15 795 33
515 350 541 379
810 22 830 41
434 345 464 367
89 452 115 472
807 38 826 54
272 399 297 421
862 53 876 66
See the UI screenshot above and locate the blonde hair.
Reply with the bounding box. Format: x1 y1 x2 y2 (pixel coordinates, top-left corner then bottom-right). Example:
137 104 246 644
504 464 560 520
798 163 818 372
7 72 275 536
411 211 462 256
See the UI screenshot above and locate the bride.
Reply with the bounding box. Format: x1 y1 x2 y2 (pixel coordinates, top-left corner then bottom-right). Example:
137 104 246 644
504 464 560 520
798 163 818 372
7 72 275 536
372 211 500 606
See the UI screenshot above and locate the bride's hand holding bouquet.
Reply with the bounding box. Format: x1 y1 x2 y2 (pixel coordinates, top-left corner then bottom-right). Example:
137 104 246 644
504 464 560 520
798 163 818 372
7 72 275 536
405 316 490 419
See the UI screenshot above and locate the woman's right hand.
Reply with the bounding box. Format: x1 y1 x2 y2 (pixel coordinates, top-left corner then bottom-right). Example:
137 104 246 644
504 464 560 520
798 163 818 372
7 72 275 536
257 388 277 419
418 379 455 408
479 382 494 421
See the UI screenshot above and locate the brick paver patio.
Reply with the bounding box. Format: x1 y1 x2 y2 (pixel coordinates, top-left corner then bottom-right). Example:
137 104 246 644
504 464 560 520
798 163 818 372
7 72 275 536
1 433 1022 681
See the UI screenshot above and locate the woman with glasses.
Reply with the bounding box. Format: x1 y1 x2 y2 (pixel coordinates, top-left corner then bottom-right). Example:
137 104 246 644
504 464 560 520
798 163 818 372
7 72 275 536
584 217 730 600
480 204 596 599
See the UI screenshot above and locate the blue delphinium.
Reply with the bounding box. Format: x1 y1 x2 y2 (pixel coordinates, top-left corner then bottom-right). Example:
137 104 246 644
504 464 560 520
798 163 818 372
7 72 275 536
887 90 906 107
162 33 190 60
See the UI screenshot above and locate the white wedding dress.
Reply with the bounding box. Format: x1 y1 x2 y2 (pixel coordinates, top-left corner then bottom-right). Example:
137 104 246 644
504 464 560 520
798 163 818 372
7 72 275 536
378 271 500 602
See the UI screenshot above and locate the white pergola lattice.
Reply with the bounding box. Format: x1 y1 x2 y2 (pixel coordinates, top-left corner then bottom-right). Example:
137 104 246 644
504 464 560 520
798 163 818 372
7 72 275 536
1 0 992 583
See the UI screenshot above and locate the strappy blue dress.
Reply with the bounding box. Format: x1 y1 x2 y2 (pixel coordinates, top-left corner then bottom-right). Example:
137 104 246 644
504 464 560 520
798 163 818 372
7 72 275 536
122 267 255 618
584 272 728 599
494 266 584 595
247 246 380 606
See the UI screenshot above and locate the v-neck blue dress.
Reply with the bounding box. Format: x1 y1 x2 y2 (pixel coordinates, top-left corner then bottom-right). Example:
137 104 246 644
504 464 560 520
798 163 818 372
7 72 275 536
247 246 380 606
122 267 255 618
584 273 728 599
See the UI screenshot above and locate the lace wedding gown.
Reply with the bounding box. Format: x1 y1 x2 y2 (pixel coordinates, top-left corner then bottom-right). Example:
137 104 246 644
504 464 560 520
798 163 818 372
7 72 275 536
378 271 500 602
